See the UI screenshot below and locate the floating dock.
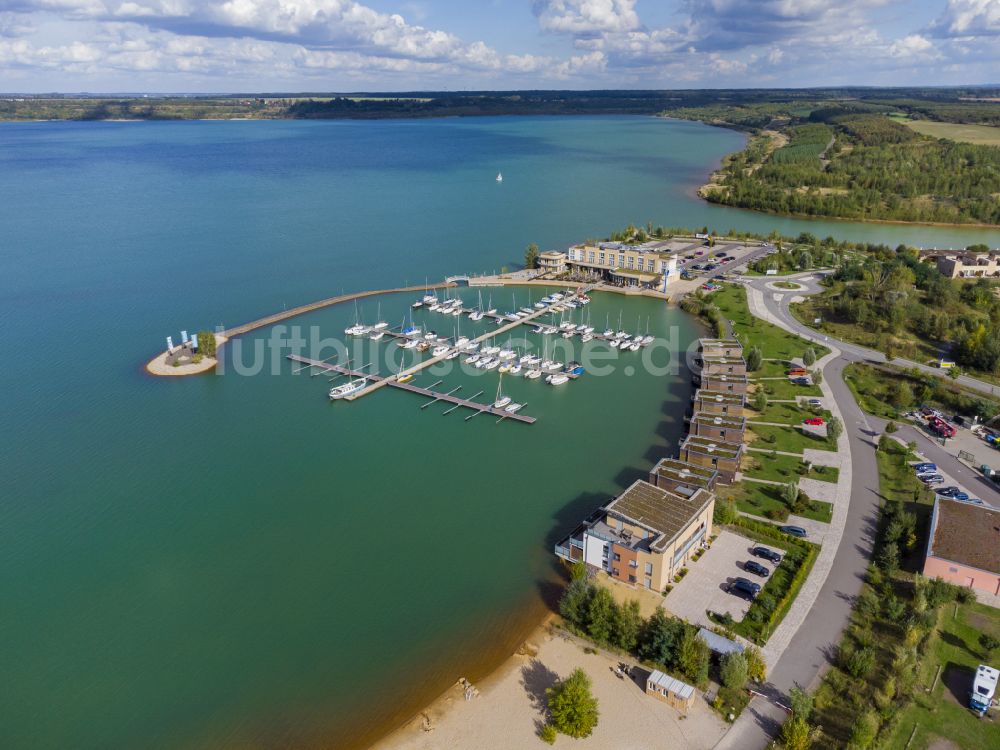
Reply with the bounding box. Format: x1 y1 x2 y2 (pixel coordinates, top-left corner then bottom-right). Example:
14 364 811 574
287 355 536 424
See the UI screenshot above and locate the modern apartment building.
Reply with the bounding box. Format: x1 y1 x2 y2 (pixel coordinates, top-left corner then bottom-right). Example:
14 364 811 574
699 373 749 395
693 389 747 418
689 413 747 444
554 480 715 592
701 356 748 377
936 252 1000 279
564 241 679 290
699 339 743 358
538 250 567 275
678 435 744 483
648 458 719 495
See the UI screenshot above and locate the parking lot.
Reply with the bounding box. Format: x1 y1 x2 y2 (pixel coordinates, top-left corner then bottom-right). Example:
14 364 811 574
662 530 784 628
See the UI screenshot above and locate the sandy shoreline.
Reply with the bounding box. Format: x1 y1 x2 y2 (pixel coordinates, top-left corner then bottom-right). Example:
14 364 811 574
374 616 727 750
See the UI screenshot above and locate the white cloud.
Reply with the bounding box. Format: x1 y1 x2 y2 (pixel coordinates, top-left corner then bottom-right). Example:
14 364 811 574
532 0 640 35
928 0 1000 37
888 33 936 59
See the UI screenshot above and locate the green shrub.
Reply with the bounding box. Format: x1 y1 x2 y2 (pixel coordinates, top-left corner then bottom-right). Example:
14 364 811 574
547 668 599 739
539 724 556 745
720 651 749 690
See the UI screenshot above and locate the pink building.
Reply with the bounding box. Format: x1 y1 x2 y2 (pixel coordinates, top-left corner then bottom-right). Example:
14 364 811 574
923 498 1000 597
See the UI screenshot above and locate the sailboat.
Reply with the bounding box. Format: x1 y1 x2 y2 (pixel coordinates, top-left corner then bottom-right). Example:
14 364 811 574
603 313 613 338
485 294 497 316
493 374 512 409
469 291 485 321
373 302 387 330
496 172 503 183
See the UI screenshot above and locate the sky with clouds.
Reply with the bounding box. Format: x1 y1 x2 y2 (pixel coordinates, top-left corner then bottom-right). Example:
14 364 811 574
0 0 998 92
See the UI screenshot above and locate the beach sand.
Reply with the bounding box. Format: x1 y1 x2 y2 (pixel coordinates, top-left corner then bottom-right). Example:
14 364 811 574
145 334 227 376
375 622 728 750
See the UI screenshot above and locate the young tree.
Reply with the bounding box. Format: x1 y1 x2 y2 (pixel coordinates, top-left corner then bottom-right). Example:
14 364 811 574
585 587 617 645
612 599 642 652
677 627 710 684
638 610 686 668
720 651 749 690
547 668 600 739
752 389 769 413
559 578 592 630
525 243 540 270
746 345 763 372
802 347 816 366
827 416 842 442
197 331 217 357
788 686 813 721
810 368 823 386
780 715 819 750
744 645 767 682
782 481 799 507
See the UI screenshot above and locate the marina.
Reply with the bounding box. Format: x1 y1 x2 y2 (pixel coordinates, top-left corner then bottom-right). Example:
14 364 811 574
287 355 537 424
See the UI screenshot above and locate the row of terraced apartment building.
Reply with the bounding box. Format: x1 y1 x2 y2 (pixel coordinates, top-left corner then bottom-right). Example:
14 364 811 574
554 338 748 592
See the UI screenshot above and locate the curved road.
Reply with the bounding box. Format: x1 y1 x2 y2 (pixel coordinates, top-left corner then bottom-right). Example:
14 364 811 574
718 272 999 748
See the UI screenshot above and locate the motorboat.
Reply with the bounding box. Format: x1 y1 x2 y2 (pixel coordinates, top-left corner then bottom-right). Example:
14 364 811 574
499 348 516 360
629 341 641 352
484 358 501 370
527 356 541 366
369 330 385 341
428 303 440 312
446 350 460 360
397 373 413 383
422 293 438 304
520 307 535 315
424 331 438 340
344 324 364 336
549 360 564 370
566 361 584 375
455 336 470 348
641 335 654 346
575 324 587 332
603 329 614 337
411 300 423 309
483 346 501 355
402 338 419 349
465 354 481 364
581 333 593 342
561 330 574 339
329 378 367 400
525 369 541 379
519 353 534 364
432 345 449 357
546 373 569 385
465 341 481 351
469 310 484 321
609 339 620 349
451 307 462 316
505 402 523 413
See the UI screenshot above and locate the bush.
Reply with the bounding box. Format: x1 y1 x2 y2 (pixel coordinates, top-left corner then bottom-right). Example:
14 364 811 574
720 651 749 690
547 668 599 739
847 647 876 679
539 724 556 745
847 709 880 749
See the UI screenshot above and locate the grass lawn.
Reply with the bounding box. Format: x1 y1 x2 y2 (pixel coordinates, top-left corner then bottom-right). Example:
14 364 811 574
772 281 803 290
806 463 840 484
742 451 808 482
752 400 829 425
710 284 830 362
749 422 836 454
751 359 794 378
720 481 834 524
884 600 1000 750
753 377 823 400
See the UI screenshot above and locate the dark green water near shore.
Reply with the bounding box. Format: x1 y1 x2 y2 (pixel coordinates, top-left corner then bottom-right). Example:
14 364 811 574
2 116 998 750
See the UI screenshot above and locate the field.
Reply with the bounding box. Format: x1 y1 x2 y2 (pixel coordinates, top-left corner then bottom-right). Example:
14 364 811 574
721 480 834 523
895 118 1000 146
884 600 1000 750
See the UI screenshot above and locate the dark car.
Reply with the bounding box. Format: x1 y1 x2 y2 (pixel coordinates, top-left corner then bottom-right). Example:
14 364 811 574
780 525 808 538
744 560 770 577
730 577 761 600
936 486 961 497
752 546 782 564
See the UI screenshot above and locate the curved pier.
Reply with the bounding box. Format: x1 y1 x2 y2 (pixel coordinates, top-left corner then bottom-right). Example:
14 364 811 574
145 282 453 377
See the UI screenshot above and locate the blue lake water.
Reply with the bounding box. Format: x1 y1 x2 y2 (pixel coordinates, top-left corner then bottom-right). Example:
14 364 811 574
1 116 997 750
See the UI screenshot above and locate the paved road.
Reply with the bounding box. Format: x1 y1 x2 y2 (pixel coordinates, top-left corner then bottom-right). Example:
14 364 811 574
716 290 883 749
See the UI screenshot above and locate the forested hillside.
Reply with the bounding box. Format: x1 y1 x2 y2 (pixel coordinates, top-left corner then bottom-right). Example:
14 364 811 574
674 101 1000 225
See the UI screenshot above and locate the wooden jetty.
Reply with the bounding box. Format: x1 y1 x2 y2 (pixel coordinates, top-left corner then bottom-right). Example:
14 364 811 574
287 355 536 424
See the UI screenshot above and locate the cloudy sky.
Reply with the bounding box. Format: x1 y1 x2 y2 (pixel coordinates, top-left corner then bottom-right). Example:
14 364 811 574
0 0 998 92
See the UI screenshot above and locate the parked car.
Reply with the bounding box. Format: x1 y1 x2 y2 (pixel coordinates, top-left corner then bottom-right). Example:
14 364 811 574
804 417 825 426
953 492 970 501
751 546 782 563
744 560 770 577
919 474 945 485
807 398 823 407
792 377 812 385
936 487 961 497
913 462 937 473
729 577 761 600
780 525 808 538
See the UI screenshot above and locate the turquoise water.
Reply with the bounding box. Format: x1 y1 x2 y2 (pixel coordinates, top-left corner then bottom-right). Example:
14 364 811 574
2 117 998 750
